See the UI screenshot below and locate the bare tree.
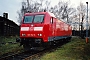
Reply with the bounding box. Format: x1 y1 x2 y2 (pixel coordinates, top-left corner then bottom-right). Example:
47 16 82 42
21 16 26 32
77 2 86 28
49 1 76 24
17 0 76 26
17 0 51 25
17 1 27 25
74 2 86 37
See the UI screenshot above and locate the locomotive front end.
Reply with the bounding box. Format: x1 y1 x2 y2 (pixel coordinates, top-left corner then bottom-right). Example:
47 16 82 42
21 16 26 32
19 13 46 49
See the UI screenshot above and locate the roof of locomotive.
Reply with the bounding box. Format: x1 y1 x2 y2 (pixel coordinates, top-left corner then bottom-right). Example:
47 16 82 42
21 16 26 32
24 12 71 26
24 12 56 18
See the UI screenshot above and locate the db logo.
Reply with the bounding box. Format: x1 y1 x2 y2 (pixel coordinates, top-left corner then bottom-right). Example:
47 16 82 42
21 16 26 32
31 24 34 27
30 27 34 31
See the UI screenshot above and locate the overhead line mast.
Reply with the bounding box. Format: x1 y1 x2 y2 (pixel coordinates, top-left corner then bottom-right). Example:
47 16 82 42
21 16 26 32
86 2 89 43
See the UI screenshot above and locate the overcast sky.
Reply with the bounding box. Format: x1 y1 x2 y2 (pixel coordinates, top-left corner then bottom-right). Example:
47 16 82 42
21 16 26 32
0 0 90 24
0 0 22 24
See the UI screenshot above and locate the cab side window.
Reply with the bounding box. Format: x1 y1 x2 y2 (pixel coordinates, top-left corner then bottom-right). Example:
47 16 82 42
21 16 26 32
50 17 53 24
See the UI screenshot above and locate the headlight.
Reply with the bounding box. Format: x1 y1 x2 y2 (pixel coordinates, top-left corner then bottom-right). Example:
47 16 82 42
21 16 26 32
22 34 26 36
39 34 42 36
38 34 42 36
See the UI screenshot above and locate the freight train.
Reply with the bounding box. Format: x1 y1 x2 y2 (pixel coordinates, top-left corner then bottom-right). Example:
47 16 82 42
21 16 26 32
16 12 72 50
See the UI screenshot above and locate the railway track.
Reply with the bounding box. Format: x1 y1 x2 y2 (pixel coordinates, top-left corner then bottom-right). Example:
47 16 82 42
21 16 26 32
24 41 67 60
0 41 68 60
0 49 39 60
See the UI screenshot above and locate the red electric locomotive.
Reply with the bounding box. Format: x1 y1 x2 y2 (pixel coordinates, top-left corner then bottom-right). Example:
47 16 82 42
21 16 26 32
16 12 72 49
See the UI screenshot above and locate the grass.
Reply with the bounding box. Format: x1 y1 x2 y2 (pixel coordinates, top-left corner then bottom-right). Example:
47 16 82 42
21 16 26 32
0 36 23 56
0 36 17 43
40 37 90 60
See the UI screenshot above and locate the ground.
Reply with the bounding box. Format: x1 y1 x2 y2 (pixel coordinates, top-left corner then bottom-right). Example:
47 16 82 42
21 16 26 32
40 36 90 60
0 36 23 56
0 36 90 60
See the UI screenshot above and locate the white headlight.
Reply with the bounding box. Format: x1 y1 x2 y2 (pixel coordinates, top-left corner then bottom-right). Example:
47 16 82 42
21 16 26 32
22 34 26 36
39 34 42 36
38 34 42 36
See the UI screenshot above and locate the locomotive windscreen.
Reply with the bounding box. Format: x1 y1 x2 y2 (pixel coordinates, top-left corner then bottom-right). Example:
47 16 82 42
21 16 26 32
24 15 44 23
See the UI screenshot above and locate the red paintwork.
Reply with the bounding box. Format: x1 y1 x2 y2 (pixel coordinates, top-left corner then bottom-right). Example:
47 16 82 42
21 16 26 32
20 12 72 42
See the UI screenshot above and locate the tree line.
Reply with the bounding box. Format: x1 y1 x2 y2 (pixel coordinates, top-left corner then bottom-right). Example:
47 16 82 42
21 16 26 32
17 0 90 31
